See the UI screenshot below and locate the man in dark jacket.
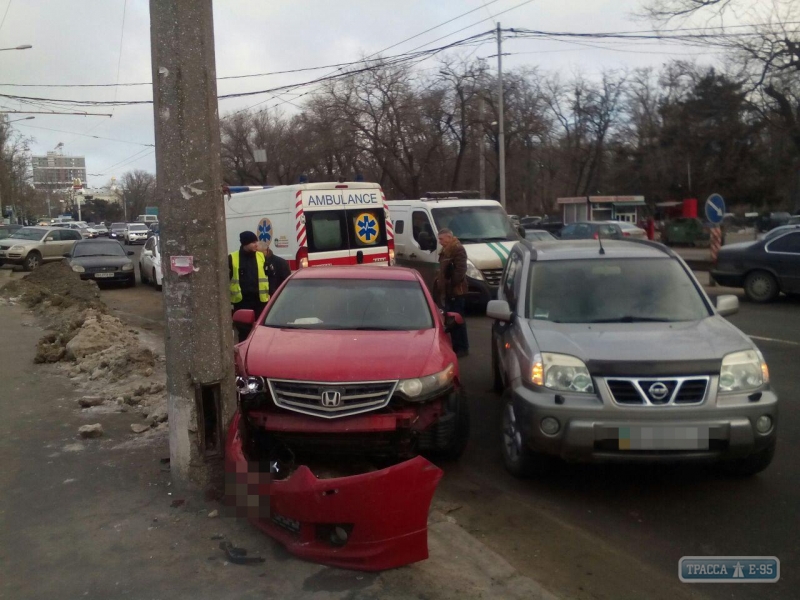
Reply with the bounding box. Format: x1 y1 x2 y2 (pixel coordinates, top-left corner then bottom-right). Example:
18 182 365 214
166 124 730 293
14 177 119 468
262 246 291 295
229 231 270 340
436 228 469 357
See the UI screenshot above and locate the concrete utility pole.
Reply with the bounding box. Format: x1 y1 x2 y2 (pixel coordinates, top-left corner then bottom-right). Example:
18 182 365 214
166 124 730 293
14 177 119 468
496 23 506 210
150 0 236 489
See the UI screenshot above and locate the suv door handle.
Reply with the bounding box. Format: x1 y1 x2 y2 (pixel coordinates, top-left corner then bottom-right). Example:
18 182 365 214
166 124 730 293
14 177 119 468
409 253 417 259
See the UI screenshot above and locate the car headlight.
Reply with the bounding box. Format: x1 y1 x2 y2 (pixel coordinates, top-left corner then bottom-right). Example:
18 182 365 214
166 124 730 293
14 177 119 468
396 363 455 402
71 265 85 273
465 259 484 281
719 350 768 393
9 245 24 253
531 352 594 394
236 376 266 395
121 263 134 272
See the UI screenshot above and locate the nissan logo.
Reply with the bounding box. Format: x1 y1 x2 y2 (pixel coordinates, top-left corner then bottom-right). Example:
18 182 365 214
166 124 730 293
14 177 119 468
648 382 670 401
320 390 342 408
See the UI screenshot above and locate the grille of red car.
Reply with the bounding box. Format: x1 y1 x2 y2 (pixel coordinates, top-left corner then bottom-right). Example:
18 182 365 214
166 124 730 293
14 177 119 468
267 379 399 419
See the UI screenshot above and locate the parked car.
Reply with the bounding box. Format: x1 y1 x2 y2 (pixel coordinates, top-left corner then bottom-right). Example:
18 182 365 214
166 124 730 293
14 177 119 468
146 222 159 239
611 221 647 240
520 216 542 228
124 222 150 245
537 218 565 238
524 229 557 242
109 222 127 240
488 239 776 478
661 217 711 246
139 235 163 290
0 224 22 240
65 238 136 287
756 211 791 233
93 223 109 237
787 215 800 225
559 221 623 240
712 224 800 302
0 226 82 271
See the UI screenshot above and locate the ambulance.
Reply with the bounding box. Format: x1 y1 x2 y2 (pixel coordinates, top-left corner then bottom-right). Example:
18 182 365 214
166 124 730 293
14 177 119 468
388 195 521 307
224 182 394 270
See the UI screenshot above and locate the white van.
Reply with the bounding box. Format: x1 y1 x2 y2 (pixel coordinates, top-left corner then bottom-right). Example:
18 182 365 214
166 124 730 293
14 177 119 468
389 198 520 305
137 215 158 223
224 182 394 269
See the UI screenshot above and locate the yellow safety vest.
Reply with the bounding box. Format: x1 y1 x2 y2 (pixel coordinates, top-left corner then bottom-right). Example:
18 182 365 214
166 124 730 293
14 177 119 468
230 251 270 304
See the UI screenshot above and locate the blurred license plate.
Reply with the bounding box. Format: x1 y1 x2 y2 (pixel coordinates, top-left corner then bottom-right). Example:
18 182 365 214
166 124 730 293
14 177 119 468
95 273 115 278
617 426 709 450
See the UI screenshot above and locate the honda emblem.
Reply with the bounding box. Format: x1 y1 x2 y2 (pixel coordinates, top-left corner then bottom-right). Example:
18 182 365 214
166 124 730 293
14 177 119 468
320 390 342 408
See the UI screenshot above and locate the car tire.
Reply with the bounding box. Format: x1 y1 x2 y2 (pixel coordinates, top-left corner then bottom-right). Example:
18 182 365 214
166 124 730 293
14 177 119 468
153 269 162 291
723 441 776 477
501 396 557 478
491 334 504 393
432 391 470 461
744 271 779 303
23 251 41 271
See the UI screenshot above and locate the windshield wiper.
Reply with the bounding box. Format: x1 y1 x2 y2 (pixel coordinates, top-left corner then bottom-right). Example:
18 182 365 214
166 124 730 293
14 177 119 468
586 316 673 323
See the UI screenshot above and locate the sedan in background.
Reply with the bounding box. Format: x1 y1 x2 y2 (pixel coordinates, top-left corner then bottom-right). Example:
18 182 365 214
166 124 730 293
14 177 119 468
66 238 136 287
712 225 800 302
93 224 109 237
109 222 127 240
524 229 557 243
139 235 163 290
612 221 647 240
559 221 623 240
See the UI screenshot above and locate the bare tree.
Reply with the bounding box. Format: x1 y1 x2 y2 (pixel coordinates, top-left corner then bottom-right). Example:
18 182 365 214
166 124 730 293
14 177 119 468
120 169 156 218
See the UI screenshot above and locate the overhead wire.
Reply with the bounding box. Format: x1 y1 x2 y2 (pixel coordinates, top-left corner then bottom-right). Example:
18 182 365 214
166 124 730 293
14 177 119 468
0 0 12 35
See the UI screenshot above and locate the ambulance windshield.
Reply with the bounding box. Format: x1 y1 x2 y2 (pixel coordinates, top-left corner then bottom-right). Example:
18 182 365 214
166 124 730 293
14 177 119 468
263 279 433 330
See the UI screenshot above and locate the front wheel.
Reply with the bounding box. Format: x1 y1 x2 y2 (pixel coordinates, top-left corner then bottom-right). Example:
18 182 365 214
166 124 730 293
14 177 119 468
501 397 558 478
744 270 779 303
433 391 470 460
23 251 41 271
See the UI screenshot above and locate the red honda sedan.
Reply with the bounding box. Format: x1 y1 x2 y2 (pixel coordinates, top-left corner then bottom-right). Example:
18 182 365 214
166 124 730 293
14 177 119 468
226 266 469 570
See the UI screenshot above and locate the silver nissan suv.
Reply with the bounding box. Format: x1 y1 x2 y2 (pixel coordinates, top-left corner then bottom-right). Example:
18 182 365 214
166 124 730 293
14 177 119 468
488 239 777 478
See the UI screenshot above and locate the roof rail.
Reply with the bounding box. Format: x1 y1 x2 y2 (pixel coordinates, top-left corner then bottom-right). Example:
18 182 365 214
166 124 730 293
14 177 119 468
419 190 481 200
618 237 676 258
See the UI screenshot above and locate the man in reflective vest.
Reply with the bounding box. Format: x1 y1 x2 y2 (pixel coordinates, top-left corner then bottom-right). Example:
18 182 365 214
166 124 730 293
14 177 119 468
229 231 270 340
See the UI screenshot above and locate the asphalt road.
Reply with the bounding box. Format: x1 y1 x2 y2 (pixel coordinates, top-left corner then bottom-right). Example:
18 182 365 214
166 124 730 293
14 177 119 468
15 246 798 599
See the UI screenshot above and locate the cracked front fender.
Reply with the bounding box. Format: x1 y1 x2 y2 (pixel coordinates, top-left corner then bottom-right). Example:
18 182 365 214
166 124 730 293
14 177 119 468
225 412 443 571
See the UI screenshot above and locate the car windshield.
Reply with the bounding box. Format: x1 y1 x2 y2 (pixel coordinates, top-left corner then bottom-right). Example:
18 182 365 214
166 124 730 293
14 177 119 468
263 278 433 330
129 224 148 231
527 258 711 323
9 228 47 241
431 205 518 243
73 242 126 257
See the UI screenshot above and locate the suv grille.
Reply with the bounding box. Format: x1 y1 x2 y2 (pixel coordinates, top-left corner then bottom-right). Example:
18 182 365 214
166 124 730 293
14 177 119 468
267 379 398 419
480 268 504 287
605 377 709 406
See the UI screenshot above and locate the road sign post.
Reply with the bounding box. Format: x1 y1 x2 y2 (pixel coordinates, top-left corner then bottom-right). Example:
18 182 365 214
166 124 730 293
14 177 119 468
705 194 725 287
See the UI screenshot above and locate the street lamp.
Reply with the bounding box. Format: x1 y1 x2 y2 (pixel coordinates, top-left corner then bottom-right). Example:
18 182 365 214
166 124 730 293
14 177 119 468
6 116 35 124
0 44 32 51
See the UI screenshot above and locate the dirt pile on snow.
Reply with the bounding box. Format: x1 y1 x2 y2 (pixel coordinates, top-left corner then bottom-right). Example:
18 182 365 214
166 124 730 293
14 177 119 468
2 261 102 310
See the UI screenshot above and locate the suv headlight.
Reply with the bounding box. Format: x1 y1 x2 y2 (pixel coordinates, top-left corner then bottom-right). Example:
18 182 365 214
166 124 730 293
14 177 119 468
720 350 768 393
71 265 85 273
531 352 594 394
9 245 24 253
396 363 455 402
465 260 484 281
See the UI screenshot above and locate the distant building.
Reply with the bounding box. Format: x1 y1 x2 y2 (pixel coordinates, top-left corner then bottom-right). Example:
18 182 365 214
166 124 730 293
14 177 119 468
556 195 646 224
81 187 122 206
31 151 87 191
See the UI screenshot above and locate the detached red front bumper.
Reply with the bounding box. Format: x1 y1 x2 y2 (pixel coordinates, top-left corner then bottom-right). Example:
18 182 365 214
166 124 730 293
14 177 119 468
225 412 443 571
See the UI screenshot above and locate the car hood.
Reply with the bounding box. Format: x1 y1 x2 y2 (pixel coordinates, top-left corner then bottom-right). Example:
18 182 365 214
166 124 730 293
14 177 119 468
0 238 41 248
463 241 515 269
529 317 753 373
70 256 132 268
720 241 757 253
244 327 439 380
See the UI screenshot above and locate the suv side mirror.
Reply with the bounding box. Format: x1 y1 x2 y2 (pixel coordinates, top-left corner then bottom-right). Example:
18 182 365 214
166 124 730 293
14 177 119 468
232 309 255 325
716 294 739 317
487 299 513 321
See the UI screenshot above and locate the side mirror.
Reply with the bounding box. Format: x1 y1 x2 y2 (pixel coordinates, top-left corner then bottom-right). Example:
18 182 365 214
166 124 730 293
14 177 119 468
716 294 739 317
232 309 256 325
127 251 134 256
444 311 464 331
486 299 513 322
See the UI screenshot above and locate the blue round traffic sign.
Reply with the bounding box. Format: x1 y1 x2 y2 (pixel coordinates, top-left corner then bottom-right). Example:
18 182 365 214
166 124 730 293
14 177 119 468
705 193 725 224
